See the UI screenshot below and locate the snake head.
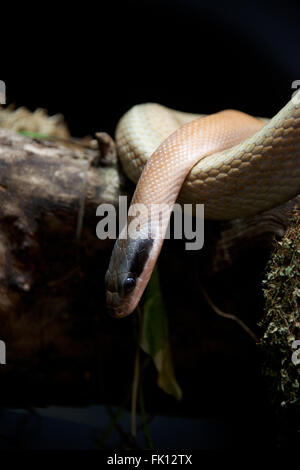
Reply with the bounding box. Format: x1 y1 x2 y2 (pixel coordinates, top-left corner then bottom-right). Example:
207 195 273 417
105 237 154 318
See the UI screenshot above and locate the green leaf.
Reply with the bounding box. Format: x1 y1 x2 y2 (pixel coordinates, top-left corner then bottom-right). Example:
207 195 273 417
19 130 50 139
140 266 182 400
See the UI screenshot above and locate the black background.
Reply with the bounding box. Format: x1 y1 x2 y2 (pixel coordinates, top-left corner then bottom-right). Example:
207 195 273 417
2 0 300 137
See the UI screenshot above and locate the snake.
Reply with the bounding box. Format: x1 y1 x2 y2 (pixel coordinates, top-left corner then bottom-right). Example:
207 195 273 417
105 92 300 317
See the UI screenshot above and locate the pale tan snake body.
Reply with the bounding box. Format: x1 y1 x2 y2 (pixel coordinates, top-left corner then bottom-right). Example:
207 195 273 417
105 94 300 317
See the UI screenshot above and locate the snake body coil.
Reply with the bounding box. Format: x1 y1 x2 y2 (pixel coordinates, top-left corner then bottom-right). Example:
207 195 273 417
105 95 300 317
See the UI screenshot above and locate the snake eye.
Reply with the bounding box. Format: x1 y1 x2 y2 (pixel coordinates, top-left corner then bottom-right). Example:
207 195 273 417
123 277 136 293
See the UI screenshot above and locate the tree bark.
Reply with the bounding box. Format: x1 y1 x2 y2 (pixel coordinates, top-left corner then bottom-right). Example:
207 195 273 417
0 129 126 405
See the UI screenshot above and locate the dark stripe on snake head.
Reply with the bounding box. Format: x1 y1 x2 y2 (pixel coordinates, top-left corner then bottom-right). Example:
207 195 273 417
127 238 153 278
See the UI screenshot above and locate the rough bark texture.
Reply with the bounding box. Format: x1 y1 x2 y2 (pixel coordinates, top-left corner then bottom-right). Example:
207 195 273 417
0 126 298 444
0 129 124 405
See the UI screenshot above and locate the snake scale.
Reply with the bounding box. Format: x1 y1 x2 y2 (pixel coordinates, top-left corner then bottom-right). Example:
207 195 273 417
105 93 300 316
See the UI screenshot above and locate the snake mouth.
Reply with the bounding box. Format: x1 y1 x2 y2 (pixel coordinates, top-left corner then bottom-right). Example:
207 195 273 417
108 307 131 319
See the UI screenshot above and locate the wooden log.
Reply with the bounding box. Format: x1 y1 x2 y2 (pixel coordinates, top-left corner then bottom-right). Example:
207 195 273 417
0 129 128 405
